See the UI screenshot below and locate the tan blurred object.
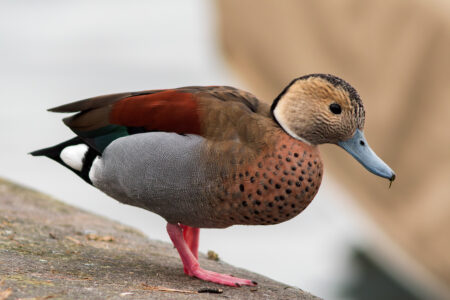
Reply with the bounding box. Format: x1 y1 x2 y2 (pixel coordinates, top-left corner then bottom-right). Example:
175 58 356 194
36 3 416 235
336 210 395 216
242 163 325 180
217 0 450 295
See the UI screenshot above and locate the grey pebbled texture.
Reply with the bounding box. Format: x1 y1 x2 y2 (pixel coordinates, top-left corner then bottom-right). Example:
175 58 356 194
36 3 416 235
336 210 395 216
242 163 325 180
90 132 217 227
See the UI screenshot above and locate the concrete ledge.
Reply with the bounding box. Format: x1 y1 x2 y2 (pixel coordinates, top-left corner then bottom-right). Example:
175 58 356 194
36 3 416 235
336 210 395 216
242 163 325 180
0 178 319 299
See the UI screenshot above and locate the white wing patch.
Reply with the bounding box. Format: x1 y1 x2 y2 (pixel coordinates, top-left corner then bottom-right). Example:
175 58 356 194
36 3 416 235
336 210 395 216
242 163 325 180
88 156 102 184
60 144 88 171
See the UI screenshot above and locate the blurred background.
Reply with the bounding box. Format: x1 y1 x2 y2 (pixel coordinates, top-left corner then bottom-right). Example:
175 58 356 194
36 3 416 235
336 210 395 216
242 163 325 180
1 1 449 299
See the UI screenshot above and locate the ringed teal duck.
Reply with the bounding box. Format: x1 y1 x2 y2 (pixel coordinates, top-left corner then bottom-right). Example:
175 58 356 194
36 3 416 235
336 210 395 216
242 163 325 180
32 74 395 287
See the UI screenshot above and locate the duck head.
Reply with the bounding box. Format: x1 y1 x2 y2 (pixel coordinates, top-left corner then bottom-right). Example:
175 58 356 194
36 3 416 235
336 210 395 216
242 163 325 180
271 74 395 181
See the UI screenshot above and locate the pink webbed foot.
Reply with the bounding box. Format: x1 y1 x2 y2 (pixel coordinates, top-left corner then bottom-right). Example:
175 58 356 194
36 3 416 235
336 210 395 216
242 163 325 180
167 223 257 287
185 265 257 287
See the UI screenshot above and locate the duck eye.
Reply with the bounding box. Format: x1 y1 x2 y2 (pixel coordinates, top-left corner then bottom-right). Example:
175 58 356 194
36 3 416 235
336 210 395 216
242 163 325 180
329 103 342 114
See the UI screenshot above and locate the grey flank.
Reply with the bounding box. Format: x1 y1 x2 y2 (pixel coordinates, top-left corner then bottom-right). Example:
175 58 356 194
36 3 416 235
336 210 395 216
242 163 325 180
90 132 215 226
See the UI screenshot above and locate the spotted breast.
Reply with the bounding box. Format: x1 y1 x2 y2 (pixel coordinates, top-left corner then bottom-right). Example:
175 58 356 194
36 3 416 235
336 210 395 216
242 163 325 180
206 131 322 227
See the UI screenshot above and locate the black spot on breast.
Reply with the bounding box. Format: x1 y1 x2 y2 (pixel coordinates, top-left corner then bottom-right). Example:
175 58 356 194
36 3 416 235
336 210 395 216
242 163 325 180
268 202 274 207
258 162 263 168
239 184 244 192
242 201 247 207
254 200 261 205
287 180 293 185
286 157 291 162
275 183 281 189
256 189 262 195
294 153 299 157
286 189 292 194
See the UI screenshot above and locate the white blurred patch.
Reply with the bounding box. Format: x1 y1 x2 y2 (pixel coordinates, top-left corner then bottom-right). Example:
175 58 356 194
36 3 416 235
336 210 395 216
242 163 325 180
60 144 88 171
89 156 101 184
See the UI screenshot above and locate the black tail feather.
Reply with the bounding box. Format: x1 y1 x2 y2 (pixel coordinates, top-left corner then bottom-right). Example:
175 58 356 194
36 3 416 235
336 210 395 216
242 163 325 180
30 137 83 160
30 137 97 184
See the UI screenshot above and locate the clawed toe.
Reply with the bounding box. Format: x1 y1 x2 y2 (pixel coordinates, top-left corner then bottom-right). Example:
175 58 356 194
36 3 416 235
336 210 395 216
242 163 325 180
191 267 256 287
166 223 256 287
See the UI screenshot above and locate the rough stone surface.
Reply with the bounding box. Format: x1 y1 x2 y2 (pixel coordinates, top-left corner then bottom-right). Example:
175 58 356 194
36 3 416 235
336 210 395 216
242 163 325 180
0 178 319 300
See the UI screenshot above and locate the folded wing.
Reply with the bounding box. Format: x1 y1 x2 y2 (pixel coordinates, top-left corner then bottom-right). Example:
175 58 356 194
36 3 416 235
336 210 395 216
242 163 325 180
49 86 267 153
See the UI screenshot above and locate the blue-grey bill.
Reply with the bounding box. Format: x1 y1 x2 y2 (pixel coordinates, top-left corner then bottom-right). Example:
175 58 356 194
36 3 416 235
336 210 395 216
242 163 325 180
338 129 396 181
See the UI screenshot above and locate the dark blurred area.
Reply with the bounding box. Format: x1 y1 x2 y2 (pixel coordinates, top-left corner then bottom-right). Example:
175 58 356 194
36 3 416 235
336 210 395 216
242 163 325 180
217 0 450 299
342 249 421 300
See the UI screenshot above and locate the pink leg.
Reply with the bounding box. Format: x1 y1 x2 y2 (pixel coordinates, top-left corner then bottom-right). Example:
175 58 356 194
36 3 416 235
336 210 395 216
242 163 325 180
179 224 199 274
166 223 257 287
180 225 199 259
